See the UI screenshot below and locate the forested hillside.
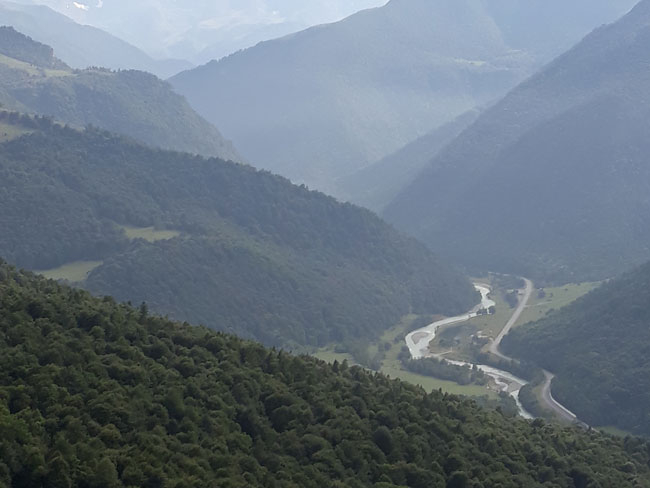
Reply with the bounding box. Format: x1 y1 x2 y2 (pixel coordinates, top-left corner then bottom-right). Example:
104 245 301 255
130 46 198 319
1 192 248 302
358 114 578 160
385 0 650 283
0 113 477 347
503 261 650 436
0 262 648 487
0 25 67 69
0 27 239 162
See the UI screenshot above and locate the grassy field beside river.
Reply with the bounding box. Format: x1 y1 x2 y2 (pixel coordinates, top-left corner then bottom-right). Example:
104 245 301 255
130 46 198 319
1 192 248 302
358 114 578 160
513 282 600 327
315 314 498 397
315 279 598 400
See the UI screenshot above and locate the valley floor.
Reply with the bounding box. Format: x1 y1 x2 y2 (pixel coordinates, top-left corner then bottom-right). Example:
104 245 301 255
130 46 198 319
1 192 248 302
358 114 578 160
317 276 600 427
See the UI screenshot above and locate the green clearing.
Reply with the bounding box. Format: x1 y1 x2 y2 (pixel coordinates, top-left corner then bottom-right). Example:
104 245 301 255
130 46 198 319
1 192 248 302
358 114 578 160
35 260 103 282
467 290 513 339
514 282 600 328
0 52 71 78
380 360 493 396
317 314 497 398
121 225 181 242
427 282 514 362
377 311 495 397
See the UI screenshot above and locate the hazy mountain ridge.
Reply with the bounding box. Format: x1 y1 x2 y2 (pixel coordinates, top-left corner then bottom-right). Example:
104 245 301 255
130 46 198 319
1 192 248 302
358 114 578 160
503 260 650 436
0 262 649 486
483 0 637 60
0 26 240 162
170 0 533 194
0 0 191 78
340 108 481 211
170 0 637 199
0 114 477 347
385 0 650 283
8 0 388 62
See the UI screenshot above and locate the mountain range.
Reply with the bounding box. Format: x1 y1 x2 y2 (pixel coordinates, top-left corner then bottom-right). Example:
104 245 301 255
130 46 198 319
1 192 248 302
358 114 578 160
170 0 531 194
0 0 649 484
7 0 387 63
170 0 636 197
0 0 190 77
385 0 650 283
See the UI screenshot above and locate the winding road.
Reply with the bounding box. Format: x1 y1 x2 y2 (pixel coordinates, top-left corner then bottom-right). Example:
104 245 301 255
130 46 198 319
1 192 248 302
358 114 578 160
541 371 582 425
485 279 582 425
407 277 584 425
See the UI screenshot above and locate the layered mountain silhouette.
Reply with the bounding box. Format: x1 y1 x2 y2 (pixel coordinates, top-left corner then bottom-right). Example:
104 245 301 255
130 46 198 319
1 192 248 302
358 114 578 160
170 0 532 193
0 1 190 77
339 108 480 211
11 0 386 62
170 0 635 196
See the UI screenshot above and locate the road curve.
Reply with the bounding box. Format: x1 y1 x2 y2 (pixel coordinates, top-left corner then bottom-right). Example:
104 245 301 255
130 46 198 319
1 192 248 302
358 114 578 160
541 371 584 425
487 279 585 426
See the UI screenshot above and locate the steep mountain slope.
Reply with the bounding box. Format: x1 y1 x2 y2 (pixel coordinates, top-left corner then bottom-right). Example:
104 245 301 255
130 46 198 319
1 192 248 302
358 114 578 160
0 113 477 347
170 0 636 197
385 0 650 283
340 109 480 211
503 261 650 436
0 21 66 68
0 26 239 162
170 0 533 194
0 1 190 78
1 262 649 487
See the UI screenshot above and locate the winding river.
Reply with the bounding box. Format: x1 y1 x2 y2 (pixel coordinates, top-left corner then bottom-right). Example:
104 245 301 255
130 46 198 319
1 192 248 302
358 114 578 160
406 284 534 419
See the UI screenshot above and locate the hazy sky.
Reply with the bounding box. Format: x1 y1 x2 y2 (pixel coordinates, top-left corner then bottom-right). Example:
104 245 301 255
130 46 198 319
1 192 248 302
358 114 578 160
18 0 388 60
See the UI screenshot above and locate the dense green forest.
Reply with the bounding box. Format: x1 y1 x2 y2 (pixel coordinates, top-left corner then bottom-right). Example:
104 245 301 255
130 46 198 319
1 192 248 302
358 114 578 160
401 355 488 387
0 262 648 487
0 26 67 70
0 26 238 161
384 0 650 284
503 261 650 436
0 114 477 347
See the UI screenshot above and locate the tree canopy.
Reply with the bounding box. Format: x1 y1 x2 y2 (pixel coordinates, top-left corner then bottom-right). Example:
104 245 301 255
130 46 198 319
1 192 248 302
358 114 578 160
0 262 648 487
0 114 477 347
